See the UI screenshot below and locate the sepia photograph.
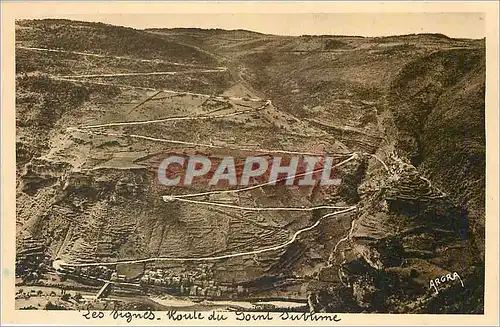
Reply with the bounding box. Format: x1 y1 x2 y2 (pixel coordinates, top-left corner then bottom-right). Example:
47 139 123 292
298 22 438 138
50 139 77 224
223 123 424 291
2 2 499 326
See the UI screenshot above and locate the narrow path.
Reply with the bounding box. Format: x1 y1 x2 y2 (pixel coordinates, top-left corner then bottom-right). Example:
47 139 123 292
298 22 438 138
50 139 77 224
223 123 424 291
95 282 112 299
162 197 353 212
75 102 269 129
333 217 357 253
69 127 352 158
419 176 447 198
51 76 263 102
368 154 390 172
17 46 225 69
165 154 357 199
59 68 227 78
127 90 163 115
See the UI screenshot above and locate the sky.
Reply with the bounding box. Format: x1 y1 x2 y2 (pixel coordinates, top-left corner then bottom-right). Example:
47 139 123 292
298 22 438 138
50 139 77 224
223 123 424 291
20 13 485 39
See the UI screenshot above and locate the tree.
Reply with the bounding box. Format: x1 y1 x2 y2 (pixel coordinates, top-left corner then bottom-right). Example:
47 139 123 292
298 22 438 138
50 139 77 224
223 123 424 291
73 293 83 302
19 305 38 310
44 301 66 310
61 293 71 301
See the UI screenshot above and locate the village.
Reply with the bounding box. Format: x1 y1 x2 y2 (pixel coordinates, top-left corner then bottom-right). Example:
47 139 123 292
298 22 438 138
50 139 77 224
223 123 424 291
138 267 248 298
56 262 249 300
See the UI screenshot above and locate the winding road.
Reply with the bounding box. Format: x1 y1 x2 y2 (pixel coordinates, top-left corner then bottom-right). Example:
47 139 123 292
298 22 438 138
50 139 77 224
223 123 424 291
73 104 268 129
17 46 225 69
163 197 353 212
52 75 263 102
37 45 447 276
58 206 357 267
70 128 352 158
59 68 227 78
164 154 357 199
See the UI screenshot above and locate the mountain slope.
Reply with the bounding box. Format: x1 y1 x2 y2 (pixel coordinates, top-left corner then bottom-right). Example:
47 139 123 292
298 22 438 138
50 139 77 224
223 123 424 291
16 19 218 64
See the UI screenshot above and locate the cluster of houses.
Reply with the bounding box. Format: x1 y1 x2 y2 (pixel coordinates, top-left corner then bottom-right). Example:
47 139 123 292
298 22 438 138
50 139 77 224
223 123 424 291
185 283 247 298
140 265 213 286
55 262 130 283
15 289 56 299
73 265 114 281
139 267 248 298
54 261 249 299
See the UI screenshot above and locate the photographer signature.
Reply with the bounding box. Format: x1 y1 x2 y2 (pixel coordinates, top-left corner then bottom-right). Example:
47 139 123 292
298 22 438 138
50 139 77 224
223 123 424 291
429 272 464 294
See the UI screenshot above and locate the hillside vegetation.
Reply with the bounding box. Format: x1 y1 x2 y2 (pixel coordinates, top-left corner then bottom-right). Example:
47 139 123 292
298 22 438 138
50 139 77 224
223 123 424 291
389 48 485 256
16 19 218 65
